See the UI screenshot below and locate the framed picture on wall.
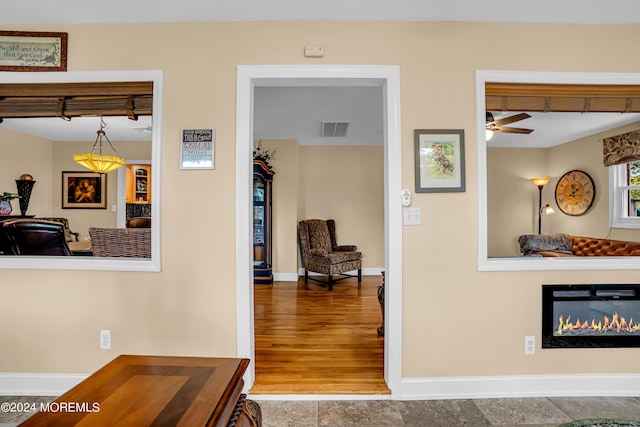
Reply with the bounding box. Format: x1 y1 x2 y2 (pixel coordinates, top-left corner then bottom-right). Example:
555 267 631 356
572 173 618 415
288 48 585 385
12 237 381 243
0 31 68 72
62 171 107 209
180 128 215 170
414 129 465 193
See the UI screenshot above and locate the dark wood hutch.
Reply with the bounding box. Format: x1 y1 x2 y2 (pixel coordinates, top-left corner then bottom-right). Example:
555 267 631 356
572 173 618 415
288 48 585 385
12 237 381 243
253 160 274 284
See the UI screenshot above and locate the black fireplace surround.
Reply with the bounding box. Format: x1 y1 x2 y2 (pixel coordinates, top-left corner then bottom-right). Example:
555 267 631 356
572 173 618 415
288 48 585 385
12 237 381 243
542 284 640 348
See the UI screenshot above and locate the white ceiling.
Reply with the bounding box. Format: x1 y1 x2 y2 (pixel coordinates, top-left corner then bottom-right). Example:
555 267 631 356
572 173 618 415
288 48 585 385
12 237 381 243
254 86 384 146
1 116 153 142
2 0 640 25
2 1 640 146
487 112 640 148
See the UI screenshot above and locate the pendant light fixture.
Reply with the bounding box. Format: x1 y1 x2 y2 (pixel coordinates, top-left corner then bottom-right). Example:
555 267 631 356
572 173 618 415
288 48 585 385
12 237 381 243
74 117 125 173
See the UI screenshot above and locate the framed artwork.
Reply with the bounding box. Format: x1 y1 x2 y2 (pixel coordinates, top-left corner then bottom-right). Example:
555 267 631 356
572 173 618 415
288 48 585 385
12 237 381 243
0 31 68 72
180 128 214 170
62 171 107 209
414 129 465 193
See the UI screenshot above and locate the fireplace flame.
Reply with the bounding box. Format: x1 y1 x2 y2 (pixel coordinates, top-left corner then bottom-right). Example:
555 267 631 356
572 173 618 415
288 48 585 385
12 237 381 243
556 312 640 335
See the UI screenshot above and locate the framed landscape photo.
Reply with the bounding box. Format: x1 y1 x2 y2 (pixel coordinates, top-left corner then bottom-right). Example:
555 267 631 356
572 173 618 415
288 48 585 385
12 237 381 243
62 171 107 209
0 31 68 72
414 129 465 193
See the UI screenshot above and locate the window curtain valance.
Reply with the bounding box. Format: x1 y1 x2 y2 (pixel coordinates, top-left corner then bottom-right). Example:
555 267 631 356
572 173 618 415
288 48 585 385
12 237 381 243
602 130 640 167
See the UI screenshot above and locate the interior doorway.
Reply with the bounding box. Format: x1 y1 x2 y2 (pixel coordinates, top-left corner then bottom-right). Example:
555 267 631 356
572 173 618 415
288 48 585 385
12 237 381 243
235 65 403 397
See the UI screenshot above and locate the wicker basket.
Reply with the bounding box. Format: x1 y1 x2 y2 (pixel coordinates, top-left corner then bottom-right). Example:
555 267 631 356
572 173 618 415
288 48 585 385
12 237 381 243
89 227 151 258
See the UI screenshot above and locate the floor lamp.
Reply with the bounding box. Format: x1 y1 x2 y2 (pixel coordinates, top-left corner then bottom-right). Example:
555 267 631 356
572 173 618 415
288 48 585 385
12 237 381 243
531 177 551 234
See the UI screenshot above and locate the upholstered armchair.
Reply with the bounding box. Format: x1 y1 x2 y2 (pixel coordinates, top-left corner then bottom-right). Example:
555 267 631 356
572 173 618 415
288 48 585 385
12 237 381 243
126 216 152 228
297 219 362 291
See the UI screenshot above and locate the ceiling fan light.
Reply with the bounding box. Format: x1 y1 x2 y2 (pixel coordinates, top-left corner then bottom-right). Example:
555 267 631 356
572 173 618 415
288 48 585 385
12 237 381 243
486 129 494 141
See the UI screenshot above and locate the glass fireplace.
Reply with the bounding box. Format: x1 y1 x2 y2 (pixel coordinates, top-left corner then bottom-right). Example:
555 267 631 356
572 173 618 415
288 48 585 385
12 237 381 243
542 284 640 348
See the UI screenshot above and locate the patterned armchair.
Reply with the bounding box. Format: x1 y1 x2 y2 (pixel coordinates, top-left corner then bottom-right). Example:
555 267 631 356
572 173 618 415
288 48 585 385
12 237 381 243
297 219 362 291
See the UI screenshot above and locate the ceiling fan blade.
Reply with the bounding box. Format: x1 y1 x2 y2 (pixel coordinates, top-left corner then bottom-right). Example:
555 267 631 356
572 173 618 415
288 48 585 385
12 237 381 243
493 126 533 134
491 112 531 127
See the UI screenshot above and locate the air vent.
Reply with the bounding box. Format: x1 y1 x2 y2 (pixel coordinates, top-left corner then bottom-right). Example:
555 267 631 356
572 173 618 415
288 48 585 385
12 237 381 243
321 121 351 137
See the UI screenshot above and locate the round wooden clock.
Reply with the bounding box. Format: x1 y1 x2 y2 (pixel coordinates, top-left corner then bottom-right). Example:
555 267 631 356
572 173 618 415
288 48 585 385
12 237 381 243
555 170 595 216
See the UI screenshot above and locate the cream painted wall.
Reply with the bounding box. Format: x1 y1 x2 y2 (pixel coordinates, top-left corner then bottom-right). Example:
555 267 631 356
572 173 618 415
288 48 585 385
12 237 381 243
0 21 639 380
0 135 152 241
52 140 152 240
548 122 640 242
0 127 53 217
299 145 384 268
487 148 549 256
488 121 640 256
257 140 384 275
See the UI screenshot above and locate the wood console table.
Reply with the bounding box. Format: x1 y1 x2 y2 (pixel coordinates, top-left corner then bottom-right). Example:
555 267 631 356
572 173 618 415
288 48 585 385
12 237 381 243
20 355 261 427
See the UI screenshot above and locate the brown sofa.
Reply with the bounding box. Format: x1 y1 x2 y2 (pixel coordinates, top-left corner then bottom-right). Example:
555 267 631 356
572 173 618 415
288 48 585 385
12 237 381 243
519 233 640 257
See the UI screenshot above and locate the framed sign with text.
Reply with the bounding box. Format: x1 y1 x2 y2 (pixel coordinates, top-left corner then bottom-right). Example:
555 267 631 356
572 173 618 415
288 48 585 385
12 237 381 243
180 128 214 170
0 31 68 71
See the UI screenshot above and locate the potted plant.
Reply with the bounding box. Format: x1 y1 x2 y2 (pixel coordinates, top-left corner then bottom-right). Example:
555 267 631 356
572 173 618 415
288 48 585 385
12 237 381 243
253 141 276 170
0 192 21 216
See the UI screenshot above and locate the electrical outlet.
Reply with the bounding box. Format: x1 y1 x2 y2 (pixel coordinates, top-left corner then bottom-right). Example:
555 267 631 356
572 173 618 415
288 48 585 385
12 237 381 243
304 45 325 57
100 330 111 350
524 335 535 355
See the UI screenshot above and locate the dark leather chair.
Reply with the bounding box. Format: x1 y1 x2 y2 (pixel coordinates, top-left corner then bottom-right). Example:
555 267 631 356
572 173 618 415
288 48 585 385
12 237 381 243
126 216 152 228
0 222 13 255
2 219 73 256
297 219 362 291
35 217 80 242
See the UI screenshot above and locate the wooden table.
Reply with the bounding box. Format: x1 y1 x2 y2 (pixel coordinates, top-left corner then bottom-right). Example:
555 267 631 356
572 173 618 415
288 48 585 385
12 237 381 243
20 355 261 427
68 240 93 256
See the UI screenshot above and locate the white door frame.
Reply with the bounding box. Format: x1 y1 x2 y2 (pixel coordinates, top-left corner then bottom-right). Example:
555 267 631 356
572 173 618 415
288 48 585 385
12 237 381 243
235 65 403 397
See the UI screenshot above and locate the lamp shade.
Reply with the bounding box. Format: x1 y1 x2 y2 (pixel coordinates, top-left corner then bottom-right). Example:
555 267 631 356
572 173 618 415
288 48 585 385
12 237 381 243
73 117 125 173
531 177 550 187
602 130 640 167
74 153 125 173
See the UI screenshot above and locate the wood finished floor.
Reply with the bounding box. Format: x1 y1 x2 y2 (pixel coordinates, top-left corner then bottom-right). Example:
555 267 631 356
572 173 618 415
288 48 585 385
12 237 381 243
251 276 390 395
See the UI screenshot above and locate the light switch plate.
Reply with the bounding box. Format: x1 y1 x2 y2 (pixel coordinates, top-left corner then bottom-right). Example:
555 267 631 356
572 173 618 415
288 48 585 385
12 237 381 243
403 207 421 226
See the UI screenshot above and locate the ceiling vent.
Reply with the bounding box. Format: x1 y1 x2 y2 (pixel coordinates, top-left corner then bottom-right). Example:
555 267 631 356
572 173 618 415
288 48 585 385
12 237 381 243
322 121 351 137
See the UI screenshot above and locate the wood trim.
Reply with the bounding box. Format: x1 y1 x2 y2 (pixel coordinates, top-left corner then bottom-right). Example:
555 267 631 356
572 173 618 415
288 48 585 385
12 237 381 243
0 82 153 118
486 82 640 113
0 82 153 96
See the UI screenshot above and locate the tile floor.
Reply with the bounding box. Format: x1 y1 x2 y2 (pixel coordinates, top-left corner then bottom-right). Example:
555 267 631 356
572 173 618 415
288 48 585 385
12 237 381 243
1 395 639 426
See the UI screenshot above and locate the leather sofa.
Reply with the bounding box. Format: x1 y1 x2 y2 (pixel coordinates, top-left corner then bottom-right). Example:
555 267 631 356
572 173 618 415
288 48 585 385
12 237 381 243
519 233 640 257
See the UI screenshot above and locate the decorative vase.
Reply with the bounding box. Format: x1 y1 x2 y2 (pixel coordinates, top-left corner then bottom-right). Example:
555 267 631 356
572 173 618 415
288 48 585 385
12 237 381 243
0 200 12 216
15 179 36 216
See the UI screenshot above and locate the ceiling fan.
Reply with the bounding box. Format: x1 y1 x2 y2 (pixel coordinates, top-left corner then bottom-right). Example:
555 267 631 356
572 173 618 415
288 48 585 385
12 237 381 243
486 112 533 135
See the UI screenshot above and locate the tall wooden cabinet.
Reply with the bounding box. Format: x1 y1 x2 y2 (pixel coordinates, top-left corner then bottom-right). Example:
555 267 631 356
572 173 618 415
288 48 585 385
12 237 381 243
253 160 274 284
126 165 151 204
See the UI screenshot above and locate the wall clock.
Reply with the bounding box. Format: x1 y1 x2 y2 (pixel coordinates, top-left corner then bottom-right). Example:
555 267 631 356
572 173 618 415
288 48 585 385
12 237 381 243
555 170 595 216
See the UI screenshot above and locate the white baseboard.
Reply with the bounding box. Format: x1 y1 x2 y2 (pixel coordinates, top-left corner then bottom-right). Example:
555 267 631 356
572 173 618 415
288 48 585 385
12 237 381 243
398 374 640 400
0 373 87 396
4 372 638 399
272 272 299 281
